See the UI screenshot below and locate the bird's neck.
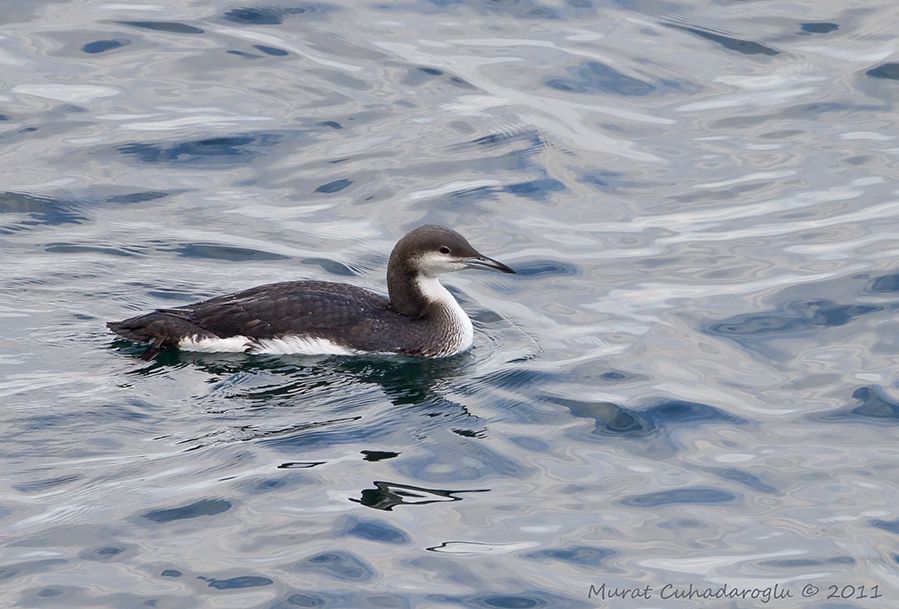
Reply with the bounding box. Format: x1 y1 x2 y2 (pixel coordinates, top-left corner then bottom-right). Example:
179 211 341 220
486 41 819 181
388 267 457 320
387 267 474 355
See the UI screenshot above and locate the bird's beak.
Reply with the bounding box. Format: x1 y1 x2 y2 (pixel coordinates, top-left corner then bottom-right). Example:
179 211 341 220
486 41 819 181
463 255 515 274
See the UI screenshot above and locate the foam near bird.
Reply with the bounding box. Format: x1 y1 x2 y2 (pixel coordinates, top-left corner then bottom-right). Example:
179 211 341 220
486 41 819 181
107 225 515 360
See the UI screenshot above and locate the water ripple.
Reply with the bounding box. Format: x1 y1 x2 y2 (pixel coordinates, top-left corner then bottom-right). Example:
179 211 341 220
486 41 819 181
664 22 779 56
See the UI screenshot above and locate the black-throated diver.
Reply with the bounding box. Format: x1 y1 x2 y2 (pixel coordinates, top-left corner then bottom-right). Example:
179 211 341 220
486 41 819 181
107 225 515 360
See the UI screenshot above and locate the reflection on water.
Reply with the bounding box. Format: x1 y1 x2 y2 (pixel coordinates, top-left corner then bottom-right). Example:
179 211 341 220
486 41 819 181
353 480 488 511
2 0 899 607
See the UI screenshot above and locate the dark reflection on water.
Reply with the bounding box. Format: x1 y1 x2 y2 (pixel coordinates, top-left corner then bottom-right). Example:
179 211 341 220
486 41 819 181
648 399 747 426
176 243 290 261
427 591 587 609
760 555 855 568
466 127 543 150
0 191 87 229
546 61 657 96
554 398 656 436
870 518 899 535
79 545 128 561
255 44 290 57
269 593 330 608
82 39 129 54
813 386 899 423
866 63 899 80
118 133 284 165
523 545 615 567
551 397 746 437
580 169 634 192
361 450 399 461
222 5 332 25
105 191 171 204
238 415 364 446
664 22 779 56
224 7 285 25
298 551 375 582
142 498 232 523
116 21 205 34
343 517 410 543
706 299 884 338
715 468 778 494
277 461 326 469
504 178 565 200
352 481 487 510
799 22 839 34
314 178 352 193
619 487 737 507
848 386 899 420
868 271 899 293
204 575 274 589
13 474 83 493
0 560 66 581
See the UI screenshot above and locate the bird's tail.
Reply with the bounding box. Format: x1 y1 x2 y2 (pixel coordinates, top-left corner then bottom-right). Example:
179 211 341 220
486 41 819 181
107 310 213 359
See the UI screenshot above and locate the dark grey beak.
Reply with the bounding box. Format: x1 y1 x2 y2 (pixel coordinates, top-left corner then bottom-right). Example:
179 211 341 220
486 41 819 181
463 255 515 274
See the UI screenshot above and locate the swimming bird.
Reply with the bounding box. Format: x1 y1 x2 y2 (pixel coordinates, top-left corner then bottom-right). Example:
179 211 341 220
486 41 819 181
107 224 515 360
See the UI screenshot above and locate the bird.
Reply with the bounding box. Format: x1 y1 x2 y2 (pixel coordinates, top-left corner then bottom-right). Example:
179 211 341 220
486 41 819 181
107 224 515 360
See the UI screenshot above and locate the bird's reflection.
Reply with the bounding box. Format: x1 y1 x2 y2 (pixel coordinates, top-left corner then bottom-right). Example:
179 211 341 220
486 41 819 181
351 480 488 511
114 341 485 445
119 340 471 401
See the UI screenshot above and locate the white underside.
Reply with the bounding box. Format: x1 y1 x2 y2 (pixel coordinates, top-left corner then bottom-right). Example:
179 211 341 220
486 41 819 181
177 335 362 356
415 275 474 355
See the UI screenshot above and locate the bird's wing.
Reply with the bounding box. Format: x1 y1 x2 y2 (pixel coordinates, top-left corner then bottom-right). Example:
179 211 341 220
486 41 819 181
159 281 392 340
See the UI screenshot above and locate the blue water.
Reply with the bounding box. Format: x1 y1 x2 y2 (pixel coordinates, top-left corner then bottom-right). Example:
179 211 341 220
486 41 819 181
2 1 899 607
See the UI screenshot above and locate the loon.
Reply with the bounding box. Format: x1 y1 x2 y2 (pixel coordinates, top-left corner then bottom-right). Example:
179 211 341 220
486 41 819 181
107 224 515 360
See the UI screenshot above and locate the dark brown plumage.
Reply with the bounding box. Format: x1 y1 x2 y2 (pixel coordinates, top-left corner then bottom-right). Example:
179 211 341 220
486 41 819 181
107 225 514 360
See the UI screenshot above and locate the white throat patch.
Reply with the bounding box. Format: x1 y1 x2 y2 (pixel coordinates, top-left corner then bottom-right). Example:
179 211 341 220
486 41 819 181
414 275 474 355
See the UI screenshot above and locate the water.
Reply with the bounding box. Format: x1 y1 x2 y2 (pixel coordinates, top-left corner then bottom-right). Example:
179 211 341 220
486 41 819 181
2 1 898 607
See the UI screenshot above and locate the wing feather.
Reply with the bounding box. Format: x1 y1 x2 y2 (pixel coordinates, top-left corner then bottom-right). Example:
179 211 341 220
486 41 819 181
160 281 392 340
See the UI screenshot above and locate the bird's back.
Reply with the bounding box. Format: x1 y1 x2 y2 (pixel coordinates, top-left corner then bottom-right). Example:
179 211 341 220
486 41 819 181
171 280 392 338
108 280 421 356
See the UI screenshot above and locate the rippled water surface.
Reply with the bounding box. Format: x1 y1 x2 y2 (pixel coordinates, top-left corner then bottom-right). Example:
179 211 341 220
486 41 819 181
2 1 899 607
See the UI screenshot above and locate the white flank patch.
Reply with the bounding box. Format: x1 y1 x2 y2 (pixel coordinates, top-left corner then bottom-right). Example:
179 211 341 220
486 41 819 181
250 336 360 356
177 335 359 356
415 276 474 355
178 336 251 353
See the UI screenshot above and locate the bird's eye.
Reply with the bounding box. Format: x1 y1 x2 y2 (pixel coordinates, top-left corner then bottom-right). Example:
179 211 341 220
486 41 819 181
439 246 451 255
